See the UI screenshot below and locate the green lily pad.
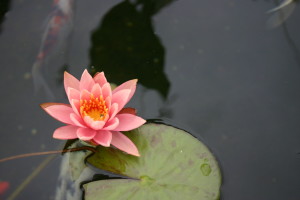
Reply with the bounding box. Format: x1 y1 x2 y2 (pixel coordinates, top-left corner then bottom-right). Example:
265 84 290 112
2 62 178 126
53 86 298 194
84 123 221 199
67 141 93 181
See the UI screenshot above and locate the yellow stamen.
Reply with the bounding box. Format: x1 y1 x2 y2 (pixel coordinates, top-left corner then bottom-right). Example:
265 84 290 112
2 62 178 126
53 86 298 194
80 94 108 121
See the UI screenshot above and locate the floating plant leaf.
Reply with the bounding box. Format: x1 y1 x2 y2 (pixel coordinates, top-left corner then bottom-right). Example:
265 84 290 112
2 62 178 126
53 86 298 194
84 123 221 200
67 140 93 181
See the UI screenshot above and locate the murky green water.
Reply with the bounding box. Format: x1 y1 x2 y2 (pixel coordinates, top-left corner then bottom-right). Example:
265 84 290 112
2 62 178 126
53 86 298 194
0 0 300 199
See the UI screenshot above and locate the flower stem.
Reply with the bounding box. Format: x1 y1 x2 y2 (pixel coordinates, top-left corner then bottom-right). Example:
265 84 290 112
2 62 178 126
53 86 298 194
0 146 97 163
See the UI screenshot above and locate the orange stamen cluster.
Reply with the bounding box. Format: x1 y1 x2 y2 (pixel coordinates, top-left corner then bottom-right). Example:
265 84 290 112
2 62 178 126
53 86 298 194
80 94 108 121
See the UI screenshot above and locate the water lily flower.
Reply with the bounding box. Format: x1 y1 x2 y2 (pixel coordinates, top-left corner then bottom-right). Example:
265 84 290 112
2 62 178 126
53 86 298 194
41 69 146 156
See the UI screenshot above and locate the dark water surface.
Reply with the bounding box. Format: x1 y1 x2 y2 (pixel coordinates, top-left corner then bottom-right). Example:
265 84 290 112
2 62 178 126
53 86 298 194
0 0 300 199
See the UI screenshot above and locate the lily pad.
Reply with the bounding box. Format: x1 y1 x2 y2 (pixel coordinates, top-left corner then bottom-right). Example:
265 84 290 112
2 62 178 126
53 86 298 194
67 141 93 181
84 123 221 199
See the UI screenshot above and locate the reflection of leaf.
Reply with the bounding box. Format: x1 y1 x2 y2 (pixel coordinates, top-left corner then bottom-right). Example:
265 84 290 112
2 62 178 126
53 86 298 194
89 1 170 99
55 141 95 200
84 123 221 200
0 0 10 32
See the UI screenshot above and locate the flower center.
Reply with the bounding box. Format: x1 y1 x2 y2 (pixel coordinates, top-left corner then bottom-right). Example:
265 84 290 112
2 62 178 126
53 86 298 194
80 95 108 121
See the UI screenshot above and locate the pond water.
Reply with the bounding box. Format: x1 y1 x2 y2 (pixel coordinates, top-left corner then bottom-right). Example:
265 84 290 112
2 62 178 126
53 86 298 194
0 0 300 199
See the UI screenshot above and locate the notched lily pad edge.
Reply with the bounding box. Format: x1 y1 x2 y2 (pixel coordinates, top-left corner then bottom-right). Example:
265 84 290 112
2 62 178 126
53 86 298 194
83 120 222 199
147 119 223 169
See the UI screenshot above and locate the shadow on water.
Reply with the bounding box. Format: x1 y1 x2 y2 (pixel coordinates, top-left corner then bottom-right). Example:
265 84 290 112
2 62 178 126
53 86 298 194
89 0 175 99
0 0 11 32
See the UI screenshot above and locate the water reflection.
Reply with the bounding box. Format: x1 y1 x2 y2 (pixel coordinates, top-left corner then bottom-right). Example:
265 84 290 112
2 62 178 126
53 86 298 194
267 0 298 28
1 0 299 199
254 0 300 67
89 0 172 99
0 0 11 32
266 0 300 67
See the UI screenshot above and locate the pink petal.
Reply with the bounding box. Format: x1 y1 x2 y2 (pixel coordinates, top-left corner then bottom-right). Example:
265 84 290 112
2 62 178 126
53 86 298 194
80 69 95 91
93 72 107 87
105 96 111 110
84 116 105 130
40 103 74 125
103 117 119 130
111 131 140 156
113 79 137 104
67 87 80 102
101 82 112 99
91 83 102 98
70 99 80 115
70 113 86 127
111 89 131 112
108 103 118 120
93 130 112 146
77 128 96 140
80 89 91 101
64 71 79 94
114 114 146 131
53 125 78 139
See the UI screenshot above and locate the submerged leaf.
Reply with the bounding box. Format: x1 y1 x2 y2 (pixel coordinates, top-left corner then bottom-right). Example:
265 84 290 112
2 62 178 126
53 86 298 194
84 123 221 199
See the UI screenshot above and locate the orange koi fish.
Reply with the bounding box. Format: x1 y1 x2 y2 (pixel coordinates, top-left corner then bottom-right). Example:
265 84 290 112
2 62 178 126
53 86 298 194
0 181 9 195
32 0 74 99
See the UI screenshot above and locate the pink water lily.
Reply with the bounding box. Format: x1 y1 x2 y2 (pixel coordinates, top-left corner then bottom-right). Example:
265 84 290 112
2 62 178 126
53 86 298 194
41 69 146 156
